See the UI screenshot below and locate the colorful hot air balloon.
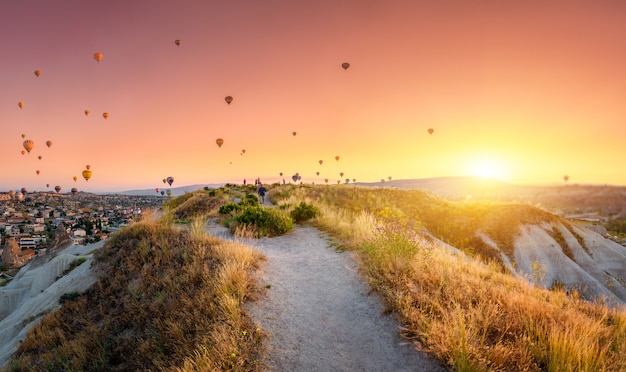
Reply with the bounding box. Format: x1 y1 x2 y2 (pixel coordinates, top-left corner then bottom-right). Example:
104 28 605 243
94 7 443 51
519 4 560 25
160 190 165 196
175 39 182 46
38 155 42 160
73 176 78 182
34 70 41 77
335 156 340 161
21 188 27 195
242 149 246 154
162 178 167 184
341 62 350 70
71 187 78 196
292 174 298 182
18 101 24 109
46 184 49 188
428 128 434 135
84 109 90 116
319 160 323 165
23 140 34 153
86 164 91 170
55 185 61 193
155 188 160 193
216 138 224 148
21 150 25 155
324 178 329 184
8 190 16 198
102 112 109 119
93 52 103 62
21 133 26 138
339 172 344 177
225 96 233 105
36 170 40 175
166 189 172 196
82 169 92 181
167 176 174 186
46 140 52 148
292 131 297 136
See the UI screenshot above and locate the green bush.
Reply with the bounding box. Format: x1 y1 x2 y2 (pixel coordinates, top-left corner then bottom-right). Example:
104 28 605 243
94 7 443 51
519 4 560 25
219 203 240 215
239 193 259 206
290 202 320 223
232 205 294 237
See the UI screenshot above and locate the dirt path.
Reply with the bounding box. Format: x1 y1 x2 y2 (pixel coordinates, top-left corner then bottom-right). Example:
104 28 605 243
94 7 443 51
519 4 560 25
206 221 446 371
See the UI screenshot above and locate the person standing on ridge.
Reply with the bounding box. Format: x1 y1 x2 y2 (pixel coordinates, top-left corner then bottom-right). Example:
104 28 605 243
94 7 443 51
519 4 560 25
257 183 267 204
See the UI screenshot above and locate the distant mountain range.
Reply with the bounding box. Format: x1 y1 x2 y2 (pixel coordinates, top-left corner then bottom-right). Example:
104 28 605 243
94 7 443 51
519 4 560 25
110 183 226 196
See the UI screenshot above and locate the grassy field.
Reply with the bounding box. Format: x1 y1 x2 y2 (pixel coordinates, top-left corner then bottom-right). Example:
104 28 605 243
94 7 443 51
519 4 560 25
4 184 625 371
270 184 626 371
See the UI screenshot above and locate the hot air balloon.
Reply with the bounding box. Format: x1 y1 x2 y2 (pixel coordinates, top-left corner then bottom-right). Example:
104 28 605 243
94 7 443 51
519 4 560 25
563 175 569 183
162 178 167 184
167 176 174 186
93 52 103 62
341 62 350 70
38 155 42 160
292 132 297 136
388 176 392 181
279 172 283 177
175 39 182 46
9 190 15 198
21 133 26 138
84 109 90 116
23 140 34 153
161 190 165 196
82 169 92 181
21 187 28 195
166 189 172 196
155 188 160 193
16 192 24 201
34 70 41 77
324 178 329 184
86 164 90 170
428 128 434 135
46 140 52 148
337 180 341 184
319 160 323 165
46 184 49 188
18 101 24 109
102 112 109 119
339 172 344 177
21 150 25 155
225 96 233 105
352 178 356 183
292 175 298 182
73 176 78 182
36 170 40 175
345 179 350 184
71 187 78 196
216 138 224 148
316 172 320 176
242 149 246 154
55 185 61 193
335 156 340 161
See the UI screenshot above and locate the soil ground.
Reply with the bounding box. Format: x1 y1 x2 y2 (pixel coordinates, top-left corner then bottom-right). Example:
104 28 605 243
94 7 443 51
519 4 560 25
206 220 447 371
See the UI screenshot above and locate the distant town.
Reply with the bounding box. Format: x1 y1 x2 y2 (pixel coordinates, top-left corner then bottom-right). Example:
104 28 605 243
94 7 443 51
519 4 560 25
0 191 164 274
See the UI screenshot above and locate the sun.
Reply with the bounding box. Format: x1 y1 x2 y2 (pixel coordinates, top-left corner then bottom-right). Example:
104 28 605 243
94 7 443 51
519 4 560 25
466 157 506 180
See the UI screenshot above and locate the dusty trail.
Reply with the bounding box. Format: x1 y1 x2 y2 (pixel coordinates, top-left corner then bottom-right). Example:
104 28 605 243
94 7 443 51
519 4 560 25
206 220 446 371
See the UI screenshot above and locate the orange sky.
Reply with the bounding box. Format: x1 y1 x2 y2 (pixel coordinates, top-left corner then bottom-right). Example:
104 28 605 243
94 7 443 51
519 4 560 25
2 1 626 192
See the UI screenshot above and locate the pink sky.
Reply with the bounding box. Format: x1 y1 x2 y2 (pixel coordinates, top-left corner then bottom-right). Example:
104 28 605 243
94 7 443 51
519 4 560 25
2 0 626 192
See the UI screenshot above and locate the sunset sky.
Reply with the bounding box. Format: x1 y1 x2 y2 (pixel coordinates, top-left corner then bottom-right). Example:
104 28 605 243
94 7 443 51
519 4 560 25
2 1 626 193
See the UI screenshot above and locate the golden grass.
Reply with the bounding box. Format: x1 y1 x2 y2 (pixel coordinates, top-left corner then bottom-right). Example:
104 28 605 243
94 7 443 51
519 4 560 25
272 184 626 371
4 215 265 371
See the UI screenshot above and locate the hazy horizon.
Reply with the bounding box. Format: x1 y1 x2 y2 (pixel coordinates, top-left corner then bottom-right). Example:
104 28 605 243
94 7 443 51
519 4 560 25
3 1 626 193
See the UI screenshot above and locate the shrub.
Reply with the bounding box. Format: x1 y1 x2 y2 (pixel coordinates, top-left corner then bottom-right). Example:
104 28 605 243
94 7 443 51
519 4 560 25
290 202 320 223
231 205 294 237
219 203 240 215
239 193 259 206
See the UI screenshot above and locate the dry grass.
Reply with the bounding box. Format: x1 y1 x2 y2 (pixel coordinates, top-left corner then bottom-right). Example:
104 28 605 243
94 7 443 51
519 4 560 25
272 184 626 371
4 212 264 371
